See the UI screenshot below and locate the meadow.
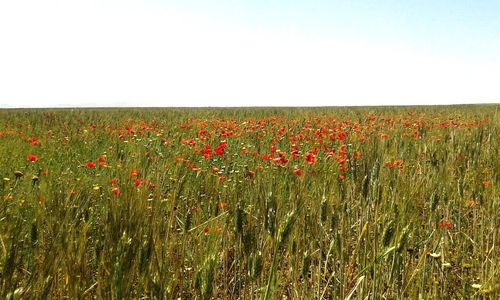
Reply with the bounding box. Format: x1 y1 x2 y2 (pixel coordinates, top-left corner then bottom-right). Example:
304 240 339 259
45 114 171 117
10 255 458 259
0 106 498 299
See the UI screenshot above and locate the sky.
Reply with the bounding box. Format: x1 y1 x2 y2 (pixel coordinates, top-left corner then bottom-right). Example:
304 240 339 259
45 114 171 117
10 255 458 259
0 0 499 107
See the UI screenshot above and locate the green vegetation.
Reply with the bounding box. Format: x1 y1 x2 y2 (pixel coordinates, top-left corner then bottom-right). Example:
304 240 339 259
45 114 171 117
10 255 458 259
0 106 498 298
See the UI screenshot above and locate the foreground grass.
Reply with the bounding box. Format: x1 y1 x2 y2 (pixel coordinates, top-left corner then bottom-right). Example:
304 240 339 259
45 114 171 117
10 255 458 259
0 106 498 299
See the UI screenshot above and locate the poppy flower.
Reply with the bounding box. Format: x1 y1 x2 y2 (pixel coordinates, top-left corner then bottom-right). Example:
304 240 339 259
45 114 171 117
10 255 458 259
111 187 121 196
86 161 95 168
305 152 316 165
466 199 476 207
337 132 346 141
218 141 227 148
129 168 139 177
215 146 224 155
110 178 119 186
438 220 452 230
203 226 210 234
27 154 38 162
134 179 143 187
293 168 302 176
482 180 492 187
28 137 40 146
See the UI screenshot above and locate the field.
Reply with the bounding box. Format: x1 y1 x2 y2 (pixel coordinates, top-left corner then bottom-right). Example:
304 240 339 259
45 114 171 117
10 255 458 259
0 106 498 299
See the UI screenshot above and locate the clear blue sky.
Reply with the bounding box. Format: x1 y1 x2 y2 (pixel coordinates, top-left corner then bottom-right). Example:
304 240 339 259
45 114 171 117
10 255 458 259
0 0 499 107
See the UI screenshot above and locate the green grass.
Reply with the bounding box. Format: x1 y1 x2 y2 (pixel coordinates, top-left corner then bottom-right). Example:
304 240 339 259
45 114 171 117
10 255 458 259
0 105 498 299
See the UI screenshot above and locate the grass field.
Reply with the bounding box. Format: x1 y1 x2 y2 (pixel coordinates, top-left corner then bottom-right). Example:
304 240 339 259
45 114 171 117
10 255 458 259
0 106 498 299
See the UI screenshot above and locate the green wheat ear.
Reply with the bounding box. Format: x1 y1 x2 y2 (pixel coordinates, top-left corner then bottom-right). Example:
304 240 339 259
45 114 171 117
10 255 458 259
249 250 263 279
397 225 410 253
301 250 312 277
382 219 395 246
278 210 296 249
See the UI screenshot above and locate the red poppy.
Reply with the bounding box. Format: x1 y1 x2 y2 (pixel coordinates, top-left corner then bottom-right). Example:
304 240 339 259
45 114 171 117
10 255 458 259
293 168 302 176
202 145 212 158
112 187 121 196
215 146 224 155
246 170 255 178
305 152 316 165
272 157 282 164
111 178 119 186
97 155 106 163
203 226 210 234
134 179 143 187
129 168 139 177
218 202 227 209
27 154 38 162
438 220 452 230
86 161 95 168
337 132 346 141
28 137 40 146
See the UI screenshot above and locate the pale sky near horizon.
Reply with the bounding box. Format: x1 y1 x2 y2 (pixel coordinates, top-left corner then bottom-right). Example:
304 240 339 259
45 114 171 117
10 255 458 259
1 0 499 107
